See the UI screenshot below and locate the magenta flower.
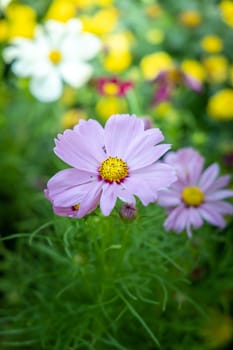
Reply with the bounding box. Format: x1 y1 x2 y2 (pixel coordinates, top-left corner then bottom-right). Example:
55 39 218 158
96 77 133 96
152 67 202 104
158 148 233 237
45 114 176 218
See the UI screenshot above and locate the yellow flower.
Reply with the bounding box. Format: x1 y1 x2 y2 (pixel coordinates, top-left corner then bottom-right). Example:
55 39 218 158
0 20 8 42
81 7 119 36
72 0 113 8
207 89 233 121
145 4 163 18
202 55 228 84
5 3 36 39
181 59 205 82
219 0 233 27
201 35 223 53
46 0 77 22
102 31 133 73
104 51 132 72
200 311 233 349
179 10 202 28
104 31 133 52
61 108 88 129
6 3 36 21
8 21 36 39
140 51 173 80
96 96 127 120
95 0 114 5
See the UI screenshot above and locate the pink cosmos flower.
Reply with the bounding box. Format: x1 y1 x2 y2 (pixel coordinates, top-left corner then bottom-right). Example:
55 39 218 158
152 67 202 104
45 114 176 218
158 148 233 237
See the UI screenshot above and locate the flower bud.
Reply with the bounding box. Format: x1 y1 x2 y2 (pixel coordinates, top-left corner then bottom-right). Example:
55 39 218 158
119 203 138 221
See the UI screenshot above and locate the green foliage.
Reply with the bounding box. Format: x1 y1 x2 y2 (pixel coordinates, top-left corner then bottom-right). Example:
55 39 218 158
1 204 233 349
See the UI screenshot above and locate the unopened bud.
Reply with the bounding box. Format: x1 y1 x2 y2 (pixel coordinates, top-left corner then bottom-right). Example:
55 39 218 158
119 203 138 221
141 116 154 130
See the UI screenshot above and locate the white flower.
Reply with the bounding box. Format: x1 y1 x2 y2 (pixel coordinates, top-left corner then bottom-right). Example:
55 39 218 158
3 19 102 102
0 0 12 10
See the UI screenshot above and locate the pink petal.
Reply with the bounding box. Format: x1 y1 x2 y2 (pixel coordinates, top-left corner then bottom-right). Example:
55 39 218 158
198 163 219 191
115 186 136 205
54 121 105 171
189 207 203 229
158 189 181 207
202 201 233 215
187 156 204 185
47 168 96 196
99 183 118 216
216 201 233 214
51 182 91 207
131 162 177 191
153 83 172 104
183 75 203 92
165 206 203 237
46 168 97 206
73 119 104 146
53 206 77 217
124 178 158 205
206 175 231 193
128 144 171 171
104 114 144 158
174 208 191 233
164 205 187 233
168 180 186 193
76 182 102 218
166 148 204 185
164 151 177 164
205 189 233 201
199 204 226 228
124 127 164 161
123 162 176 205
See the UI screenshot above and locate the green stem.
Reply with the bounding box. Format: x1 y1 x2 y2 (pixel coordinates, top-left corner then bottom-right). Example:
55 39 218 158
126 89 143 116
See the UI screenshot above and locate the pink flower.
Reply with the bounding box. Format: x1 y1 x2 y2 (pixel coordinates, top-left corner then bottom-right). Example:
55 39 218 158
158 148 233 237
96 77 133 96
141 116 154 130
45 114 176 218
152 67 202 104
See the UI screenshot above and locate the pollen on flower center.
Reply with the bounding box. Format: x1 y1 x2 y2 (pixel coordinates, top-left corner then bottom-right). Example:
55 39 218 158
49 49 62 64
72 203 80 211
98 156 128 183
103 82 119 95
181 186 205 206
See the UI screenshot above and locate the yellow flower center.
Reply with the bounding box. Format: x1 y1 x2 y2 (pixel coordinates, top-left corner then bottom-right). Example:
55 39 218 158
179 11 202 27
49 49 62 64
181 186 205 206
167 68 183 83
72 203 80 211
103 82 119 96
99 156 128 183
